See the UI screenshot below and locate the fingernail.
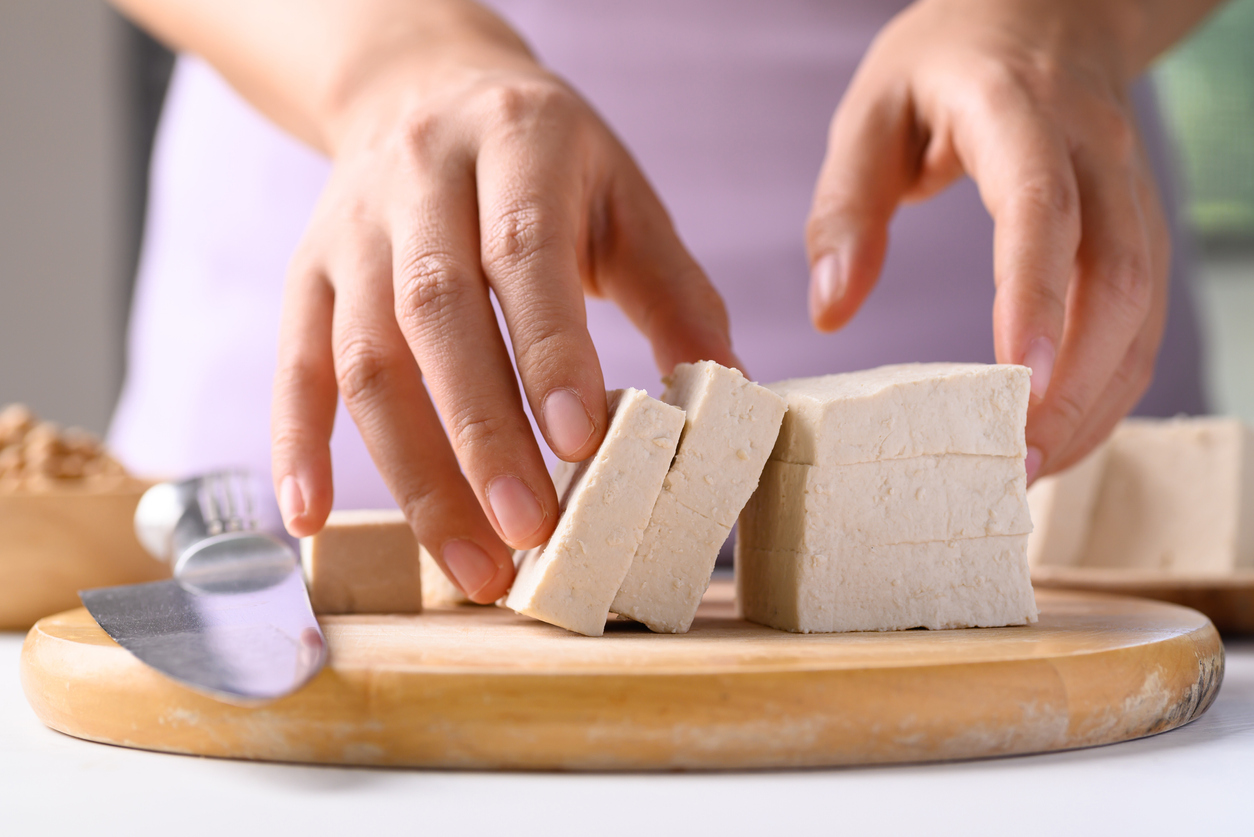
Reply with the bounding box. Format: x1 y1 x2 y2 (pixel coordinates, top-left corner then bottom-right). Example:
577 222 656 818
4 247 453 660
543 388 594 458
487 475 546 544
442 540 499 598
1023 337 1056 400
1025 446 1043 484
279 476 305 527
811 253 846 311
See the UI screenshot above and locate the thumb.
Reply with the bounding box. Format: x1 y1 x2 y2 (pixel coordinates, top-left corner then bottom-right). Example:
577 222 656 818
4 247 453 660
806 83 920 332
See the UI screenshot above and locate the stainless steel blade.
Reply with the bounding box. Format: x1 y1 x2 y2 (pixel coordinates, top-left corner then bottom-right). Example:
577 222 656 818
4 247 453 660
81 532 326 704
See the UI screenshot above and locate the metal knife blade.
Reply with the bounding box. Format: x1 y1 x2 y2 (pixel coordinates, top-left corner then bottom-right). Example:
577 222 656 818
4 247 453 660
80 474 327 704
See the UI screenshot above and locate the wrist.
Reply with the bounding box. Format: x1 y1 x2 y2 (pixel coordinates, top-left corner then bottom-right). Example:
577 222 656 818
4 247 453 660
316 1 538 155
907 0 1198 86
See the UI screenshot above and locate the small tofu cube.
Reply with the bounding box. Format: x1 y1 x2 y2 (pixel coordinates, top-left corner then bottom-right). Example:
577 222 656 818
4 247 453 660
300 509 422 614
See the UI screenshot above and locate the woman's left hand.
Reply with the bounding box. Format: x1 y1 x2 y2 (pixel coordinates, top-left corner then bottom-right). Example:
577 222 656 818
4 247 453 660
806 0 1220 481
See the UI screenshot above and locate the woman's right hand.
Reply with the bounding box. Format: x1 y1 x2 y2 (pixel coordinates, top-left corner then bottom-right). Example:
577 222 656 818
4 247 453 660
252 3 738 602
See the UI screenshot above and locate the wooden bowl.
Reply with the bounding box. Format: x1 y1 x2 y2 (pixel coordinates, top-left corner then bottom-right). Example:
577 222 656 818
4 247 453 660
0 483 169 630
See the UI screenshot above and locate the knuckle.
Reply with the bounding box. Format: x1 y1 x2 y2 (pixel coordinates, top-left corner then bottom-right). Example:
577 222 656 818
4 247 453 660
275 355 333 397
1093 103 1137 164
1015 172 1079 223
512 314 568 374
446 401 511 451
333 337 397 407
395 110 444 167
399 109 441 149
1047 387 1089 435
394 247 467 335
972 61 1031 112
1098 249 1153 324
482 201 555 275
270 426 317 460
478 78 575 130
1001 275 1065 322
806 202 859 246
397 480 444 527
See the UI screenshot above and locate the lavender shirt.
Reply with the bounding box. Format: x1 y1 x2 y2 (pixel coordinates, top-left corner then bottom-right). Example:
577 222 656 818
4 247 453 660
110 0 1206 526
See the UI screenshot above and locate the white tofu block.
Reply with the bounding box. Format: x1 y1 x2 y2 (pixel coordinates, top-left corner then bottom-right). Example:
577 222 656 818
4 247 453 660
1026 440 1111 568
736 535 1038 633
419 547 473 607
505 388 685 636
739 455 1031 554
300 509 422 614
1085 417 1254 573
611 361 787 633
768 363 1030 466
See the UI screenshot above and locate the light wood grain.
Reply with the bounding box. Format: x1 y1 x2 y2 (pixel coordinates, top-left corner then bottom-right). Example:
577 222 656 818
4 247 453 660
20 583 1223 770
0 485 168 630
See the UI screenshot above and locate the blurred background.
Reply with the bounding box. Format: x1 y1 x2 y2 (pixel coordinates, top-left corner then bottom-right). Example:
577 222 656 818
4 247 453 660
1 0 1252 436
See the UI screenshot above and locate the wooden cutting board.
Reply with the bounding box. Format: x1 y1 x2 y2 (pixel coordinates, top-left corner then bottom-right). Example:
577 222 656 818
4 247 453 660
21 583 1222 770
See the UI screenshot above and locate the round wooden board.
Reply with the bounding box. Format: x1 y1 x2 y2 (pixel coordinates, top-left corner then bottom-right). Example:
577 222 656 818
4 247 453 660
21 583 1223 771
1033 567 1254 634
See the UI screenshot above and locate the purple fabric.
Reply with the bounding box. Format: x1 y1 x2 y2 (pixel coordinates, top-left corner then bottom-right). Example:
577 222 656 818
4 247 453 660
109 1 1206 520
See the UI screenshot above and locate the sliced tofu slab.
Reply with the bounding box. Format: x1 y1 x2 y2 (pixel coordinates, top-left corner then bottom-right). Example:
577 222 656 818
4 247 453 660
1026 440 1111 568
300 509 422 614
1085 417 1254 573
768 363 1029 466
612 362 787 633
739 455 1031 553
736 535 1037 633
505 388 685 636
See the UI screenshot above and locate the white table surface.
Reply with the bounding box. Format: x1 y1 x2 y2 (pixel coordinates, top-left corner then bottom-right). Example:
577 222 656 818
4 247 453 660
3 630 1252 837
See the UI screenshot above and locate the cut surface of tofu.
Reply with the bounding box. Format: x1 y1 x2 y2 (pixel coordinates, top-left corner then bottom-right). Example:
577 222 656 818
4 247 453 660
740 455 1031 553
736 535 1037 633
300 509 422 614
505 388 685 636
768 363 1029 466
611 362 786 633
1085 417 1254 573
1025 440 1111 568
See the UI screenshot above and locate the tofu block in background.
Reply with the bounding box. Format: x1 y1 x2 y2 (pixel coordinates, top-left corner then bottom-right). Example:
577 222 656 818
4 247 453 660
300 509 422 614
419 548 473 607
736 535 1037 633
1026 440 1111 568
739 455 1031 554
505 388 685 636
1085 417 1254 573
768 363 1030 466
612 362 787 633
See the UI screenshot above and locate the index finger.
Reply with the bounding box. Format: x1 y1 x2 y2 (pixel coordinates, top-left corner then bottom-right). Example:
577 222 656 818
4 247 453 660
950 81 1081 405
